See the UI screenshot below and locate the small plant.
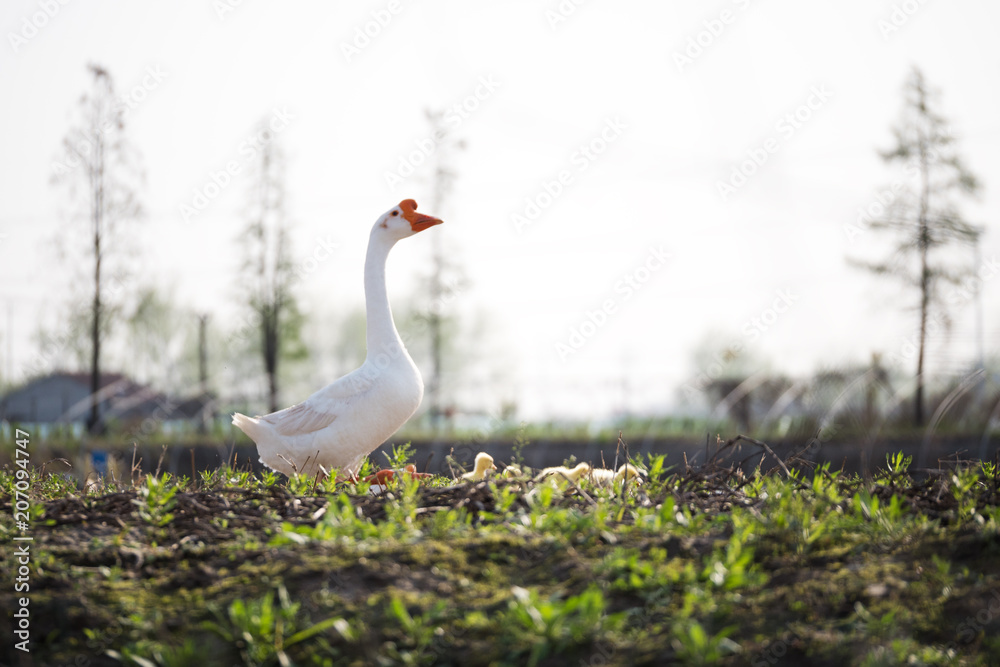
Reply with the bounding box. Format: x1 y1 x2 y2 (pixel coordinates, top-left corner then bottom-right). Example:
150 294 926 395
596 547 681 602
199 468 219 489
134 474 178 527
742 474 766 499
236 469 256 488
887 451 912 475
259 470 280 488
493 483 522 513
671 620 738 664
380 595 448 665
644 453 668 484
384 473 424 531
426 506 472 539
114 638 209 667
877 452 914 489
809 463 843 504
527 482 556 511
354 457 376 481
272 492 407 544
202 584 345 666
503 585 624 667
951 466 982 521
851 602 901 644
510 427 530 465
285 473 315 496
383 441 416 469
700 517 763 591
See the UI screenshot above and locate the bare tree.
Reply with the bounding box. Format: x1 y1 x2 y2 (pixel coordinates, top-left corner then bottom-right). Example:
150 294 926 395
239 120 305 412
414 109 466 428
125 286 184 388
196 313 210 433
332 307 368 376
52 64 143 434
197 313 210 395
852 67 981 426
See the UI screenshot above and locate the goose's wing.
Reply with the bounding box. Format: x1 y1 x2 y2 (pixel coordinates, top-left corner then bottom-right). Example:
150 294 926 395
262 402 337 436
261 368 376 437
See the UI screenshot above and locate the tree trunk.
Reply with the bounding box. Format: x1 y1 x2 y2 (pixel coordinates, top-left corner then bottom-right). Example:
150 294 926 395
864 353 879 428
198 314 209 394
197 314 209 434
915 263 928 427
427 165 451 431
87 134 105 436
267 369 278 413
88 248 101 434
263 306 279 413
914 128 931 428
429 233 443 429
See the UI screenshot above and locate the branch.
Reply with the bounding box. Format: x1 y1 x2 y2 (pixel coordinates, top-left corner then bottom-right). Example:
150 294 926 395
725 434 792 479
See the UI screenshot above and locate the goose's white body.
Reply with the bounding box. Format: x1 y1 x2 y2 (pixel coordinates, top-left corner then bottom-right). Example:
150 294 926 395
232 200 442 478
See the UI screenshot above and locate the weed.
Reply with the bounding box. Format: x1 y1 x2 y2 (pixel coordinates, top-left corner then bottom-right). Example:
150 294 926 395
503 585 625 667
380 595 448 665
12 449 1000 665
383 441 417 469
202 584 345 666
134 474 178 527
671 620 738 664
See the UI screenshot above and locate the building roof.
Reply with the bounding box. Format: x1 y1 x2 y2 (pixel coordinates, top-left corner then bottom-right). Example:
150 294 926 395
0 371 215 424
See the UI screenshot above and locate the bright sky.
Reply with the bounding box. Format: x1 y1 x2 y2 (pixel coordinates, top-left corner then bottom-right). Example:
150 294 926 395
1 0 998 420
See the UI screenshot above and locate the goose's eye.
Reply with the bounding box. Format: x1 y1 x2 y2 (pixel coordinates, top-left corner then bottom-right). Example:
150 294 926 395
391 211 399 216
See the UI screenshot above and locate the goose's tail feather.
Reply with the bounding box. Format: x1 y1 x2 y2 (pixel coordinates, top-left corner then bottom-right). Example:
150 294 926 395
232 412 264 443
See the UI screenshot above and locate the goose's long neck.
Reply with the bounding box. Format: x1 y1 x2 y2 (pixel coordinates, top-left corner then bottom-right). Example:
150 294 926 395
364 233 404 358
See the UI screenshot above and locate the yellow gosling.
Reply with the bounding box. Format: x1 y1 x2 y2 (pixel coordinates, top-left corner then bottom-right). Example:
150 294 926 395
589 464 644 487
501 463 530 478
534 462 592 483
461 453 496 481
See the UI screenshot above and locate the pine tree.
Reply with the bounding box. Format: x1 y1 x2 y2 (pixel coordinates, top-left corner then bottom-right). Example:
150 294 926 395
852 67 981 426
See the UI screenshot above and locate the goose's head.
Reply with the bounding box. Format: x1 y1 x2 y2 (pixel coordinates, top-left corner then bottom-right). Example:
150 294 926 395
376 199 443 240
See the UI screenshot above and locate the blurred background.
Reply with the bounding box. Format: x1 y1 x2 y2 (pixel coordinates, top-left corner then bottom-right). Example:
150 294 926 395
1 0 998 470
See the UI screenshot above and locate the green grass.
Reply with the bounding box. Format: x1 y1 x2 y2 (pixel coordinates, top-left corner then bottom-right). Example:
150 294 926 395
2 450 1000 665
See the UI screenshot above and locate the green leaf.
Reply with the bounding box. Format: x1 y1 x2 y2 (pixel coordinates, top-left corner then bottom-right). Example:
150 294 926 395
285 616 348 647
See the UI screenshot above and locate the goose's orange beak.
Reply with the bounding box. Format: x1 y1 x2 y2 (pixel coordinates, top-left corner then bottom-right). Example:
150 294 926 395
399 199 443 233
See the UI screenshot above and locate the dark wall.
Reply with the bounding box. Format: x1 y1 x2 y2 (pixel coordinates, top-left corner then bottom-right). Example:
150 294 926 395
67 433 1000 480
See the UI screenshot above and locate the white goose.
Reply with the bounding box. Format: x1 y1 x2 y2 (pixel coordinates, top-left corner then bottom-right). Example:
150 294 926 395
232 199 443 478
